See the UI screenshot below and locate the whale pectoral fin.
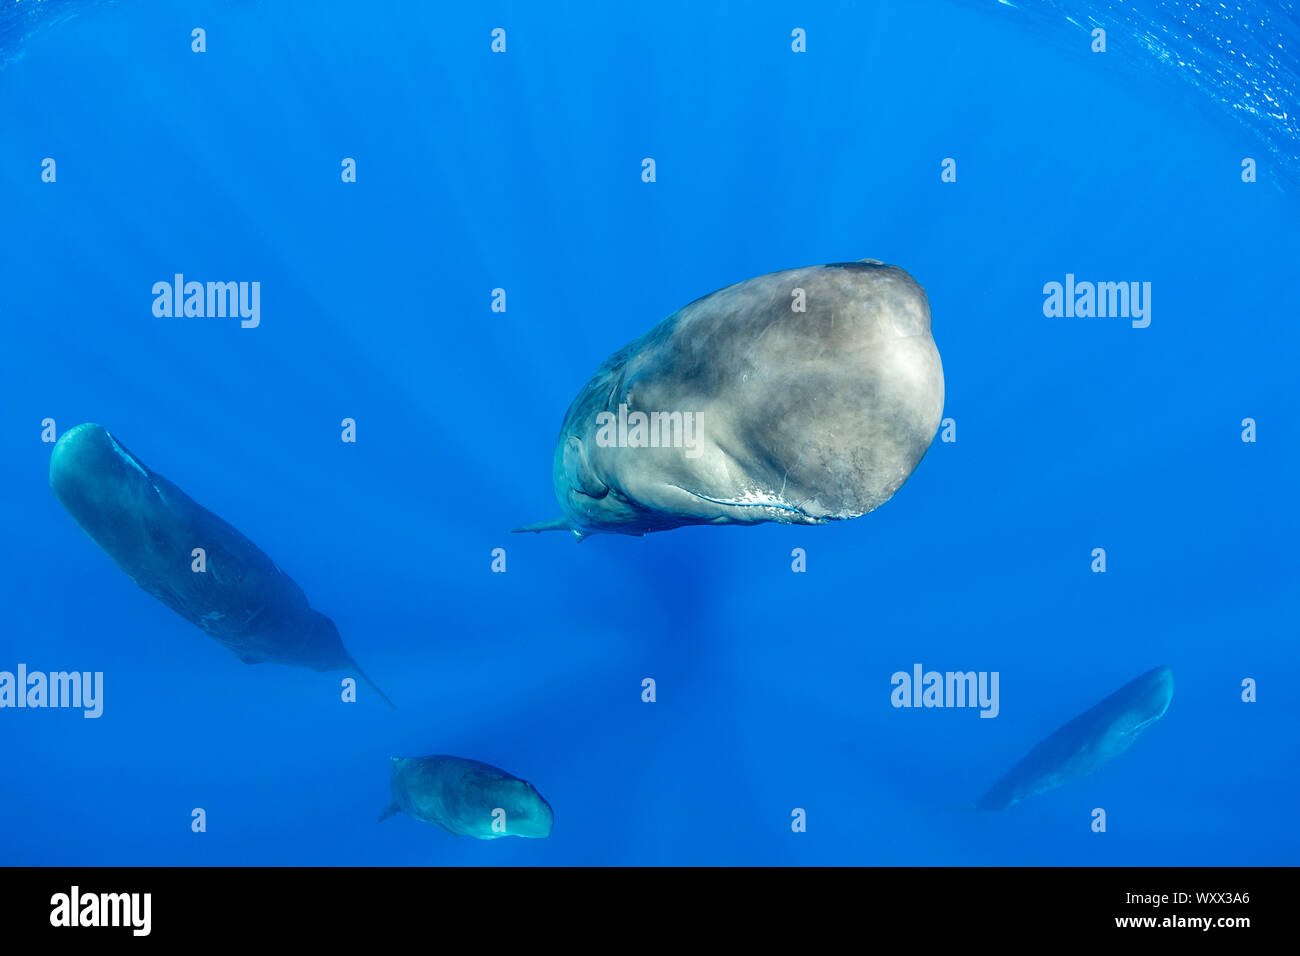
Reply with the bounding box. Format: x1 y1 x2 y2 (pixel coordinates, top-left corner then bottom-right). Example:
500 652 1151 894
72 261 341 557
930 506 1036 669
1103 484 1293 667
378 801 401 823
512 517 572 534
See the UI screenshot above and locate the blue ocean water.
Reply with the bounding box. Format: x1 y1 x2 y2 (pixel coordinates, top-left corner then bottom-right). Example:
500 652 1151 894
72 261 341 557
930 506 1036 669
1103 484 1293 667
1 0 1296 866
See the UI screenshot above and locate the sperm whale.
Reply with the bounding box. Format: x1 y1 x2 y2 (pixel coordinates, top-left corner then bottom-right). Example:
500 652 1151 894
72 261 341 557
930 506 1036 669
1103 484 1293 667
516 259 944 540
977 666 1174 810
49 423 392 705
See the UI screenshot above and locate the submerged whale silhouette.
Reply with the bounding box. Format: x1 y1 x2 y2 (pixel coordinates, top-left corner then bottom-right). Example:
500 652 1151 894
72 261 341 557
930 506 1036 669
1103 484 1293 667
49 423 392 706
976 666 1173 810
379 755 554 840
516 259 945 540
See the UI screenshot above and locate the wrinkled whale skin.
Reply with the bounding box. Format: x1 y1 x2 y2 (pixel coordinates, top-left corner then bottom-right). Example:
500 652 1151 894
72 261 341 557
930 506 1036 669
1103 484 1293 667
519 260 944 539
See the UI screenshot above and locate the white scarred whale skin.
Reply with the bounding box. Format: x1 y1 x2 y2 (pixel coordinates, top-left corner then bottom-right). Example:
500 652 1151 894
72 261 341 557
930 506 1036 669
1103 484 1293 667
516 259 945 539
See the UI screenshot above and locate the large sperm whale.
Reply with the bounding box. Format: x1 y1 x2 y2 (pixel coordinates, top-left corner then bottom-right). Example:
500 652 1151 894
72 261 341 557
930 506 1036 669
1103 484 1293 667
379 755 554 839
977 666 1174 810
515 259 944 540
48 423 392 706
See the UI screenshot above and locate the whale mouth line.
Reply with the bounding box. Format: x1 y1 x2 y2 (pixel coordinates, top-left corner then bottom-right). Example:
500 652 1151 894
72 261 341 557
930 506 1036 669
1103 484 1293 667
673 485 803 512
106 431 151 481
1125 710 1166 736
670 485 841 522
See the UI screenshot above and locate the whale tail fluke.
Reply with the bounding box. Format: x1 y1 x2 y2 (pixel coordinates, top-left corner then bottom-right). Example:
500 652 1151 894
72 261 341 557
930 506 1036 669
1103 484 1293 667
512 516 572 534
378 801 401 823
352 661 396 709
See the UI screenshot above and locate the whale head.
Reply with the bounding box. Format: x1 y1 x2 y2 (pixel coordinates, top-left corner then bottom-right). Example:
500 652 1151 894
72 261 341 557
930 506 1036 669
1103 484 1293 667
526 260 944 538
1113 666 1174 735
493 777 554 838
50 423 156 528
48 423 170 571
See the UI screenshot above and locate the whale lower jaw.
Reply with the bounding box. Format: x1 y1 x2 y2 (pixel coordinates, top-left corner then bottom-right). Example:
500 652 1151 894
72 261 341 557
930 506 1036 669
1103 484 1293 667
105 430 152 481
565 487 860 537
674 487 851 524
1119 711 1165 737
